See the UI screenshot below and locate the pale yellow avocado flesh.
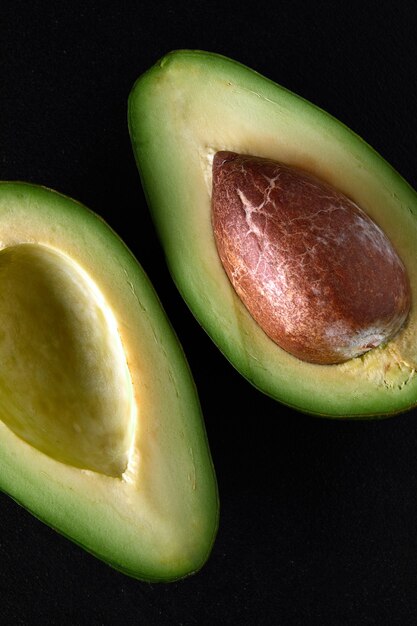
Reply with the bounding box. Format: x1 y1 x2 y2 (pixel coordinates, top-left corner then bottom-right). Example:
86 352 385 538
0 182 218 581
129 50 417 417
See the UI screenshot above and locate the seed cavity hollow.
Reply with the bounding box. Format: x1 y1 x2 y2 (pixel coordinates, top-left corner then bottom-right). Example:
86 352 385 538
0 243 135 476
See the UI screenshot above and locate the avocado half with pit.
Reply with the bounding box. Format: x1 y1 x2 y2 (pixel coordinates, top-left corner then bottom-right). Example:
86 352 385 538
128 50 417 418
0 182 218 581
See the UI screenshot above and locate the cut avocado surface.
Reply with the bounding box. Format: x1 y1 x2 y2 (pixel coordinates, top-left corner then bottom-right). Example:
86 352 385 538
0 182 218 581
129 50 417 418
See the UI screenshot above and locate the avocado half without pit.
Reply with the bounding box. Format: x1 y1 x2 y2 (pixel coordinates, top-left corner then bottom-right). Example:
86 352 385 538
0 183 218 581
128 50 417 418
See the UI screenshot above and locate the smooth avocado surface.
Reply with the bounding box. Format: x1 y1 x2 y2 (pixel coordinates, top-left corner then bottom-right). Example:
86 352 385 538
129 50 417 418
0 182 218 581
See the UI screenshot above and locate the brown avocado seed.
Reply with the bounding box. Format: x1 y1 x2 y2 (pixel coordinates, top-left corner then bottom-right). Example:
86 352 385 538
211 151 411 364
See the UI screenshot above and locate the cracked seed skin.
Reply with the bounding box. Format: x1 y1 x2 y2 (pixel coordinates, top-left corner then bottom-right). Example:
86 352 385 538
211 151 411 364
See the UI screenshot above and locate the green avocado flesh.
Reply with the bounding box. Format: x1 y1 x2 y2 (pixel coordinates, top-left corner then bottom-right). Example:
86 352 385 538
128 50 417 418
0 183 218 581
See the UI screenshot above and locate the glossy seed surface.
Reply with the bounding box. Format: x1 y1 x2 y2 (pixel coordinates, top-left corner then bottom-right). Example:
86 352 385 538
212 151 410 364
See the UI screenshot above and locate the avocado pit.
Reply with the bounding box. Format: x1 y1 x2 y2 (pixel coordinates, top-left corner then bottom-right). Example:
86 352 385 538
211 151 411 364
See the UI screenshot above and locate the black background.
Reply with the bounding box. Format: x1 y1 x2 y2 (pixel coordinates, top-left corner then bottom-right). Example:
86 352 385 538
2 2 417 624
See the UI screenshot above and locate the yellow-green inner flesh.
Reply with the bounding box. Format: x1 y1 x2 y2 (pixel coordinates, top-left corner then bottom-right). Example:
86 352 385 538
0 243 134 476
